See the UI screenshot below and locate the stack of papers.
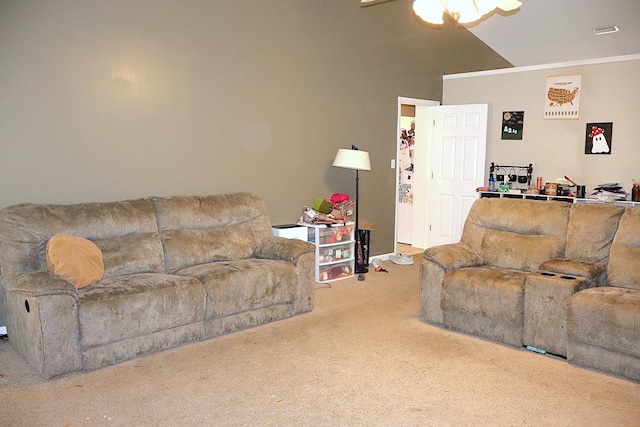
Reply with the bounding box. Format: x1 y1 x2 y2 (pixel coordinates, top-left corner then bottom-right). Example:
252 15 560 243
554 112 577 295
592 183 628 201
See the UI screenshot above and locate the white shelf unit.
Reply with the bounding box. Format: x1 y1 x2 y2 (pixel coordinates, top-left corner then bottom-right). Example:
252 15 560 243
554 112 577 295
300 222 355 283
478 191 640 207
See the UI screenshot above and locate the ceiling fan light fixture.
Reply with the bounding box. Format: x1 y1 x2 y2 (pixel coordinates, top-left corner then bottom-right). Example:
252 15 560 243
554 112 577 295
413 0 445 25
413 0 522 25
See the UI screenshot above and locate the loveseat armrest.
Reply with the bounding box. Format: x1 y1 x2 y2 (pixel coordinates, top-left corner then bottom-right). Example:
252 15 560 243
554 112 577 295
423 243 484 272
254 236 315 264
3 271 78 297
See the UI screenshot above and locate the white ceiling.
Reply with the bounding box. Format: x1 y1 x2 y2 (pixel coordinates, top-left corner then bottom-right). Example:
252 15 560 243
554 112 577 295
463 0 640 67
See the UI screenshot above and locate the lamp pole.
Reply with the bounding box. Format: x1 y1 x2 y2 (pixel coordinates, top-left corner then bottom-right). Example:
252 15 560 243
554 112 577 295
332 145 371 277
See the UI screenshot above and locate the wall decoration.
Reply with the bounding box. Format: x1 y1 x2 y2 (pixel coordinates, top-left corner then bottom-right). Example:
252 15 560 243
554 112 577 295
544 74 581 119
501 111 524 140
585 122 613 154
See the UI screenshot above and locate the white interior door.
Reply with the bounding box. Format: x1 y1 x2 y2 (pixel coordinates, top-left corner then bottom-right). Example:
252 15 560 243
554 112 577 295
394 97 439 251
425 104 488 247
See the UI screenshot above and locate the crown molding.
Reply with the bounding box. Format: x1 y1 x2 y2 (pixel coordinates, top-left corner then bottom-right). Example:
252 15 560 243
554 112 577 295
443 54 640 80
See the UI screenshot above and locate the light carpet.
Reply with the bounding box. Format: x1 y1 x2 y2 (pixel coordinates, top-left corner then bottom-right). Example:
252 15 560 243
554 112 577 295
1 256 638 426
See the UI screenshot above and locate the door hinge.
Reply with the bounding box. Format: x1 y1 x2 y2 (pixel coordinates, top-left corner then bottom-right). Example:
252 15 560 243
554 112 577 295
429 225 432 231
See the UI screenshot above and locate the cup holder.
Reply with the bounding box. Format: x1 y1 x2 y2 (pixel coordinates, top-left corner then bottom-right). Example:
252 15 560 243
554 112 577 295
560 276 576 280
541 272 556 276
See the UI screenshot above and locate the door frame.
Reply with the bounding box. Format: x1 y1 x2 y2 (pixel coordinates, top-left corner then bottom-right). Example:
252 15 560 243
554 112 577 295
394 96 439 255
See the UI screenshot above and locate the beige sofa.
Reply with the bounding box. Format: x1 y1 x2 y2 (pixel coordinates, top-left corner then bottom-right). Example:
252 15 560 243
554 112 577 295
0 193 315 379
420 197 640 381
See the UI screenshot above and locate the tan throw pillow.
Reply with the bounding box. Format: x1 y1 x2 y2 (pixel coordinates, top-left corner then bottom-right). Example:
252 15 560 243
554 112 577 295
46 234 105 288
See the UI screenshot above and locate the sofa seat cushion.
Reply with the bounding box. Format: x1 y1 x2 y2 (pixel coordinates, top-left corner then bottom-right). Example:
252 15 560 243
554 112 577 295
78 273 206 348
442 266 527 323
568 287 640 358
175 259 297 319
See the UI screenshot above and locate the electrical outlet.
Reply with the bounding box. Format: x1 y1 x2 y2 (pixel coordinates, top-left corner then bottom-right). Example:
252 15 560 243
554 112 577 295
391 159 396 169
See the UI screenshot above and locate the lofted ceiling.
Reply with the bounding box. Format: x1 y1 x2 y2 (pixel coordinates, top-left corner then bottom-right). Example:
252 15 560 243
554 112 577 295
362 0 640 67
463 0 640 67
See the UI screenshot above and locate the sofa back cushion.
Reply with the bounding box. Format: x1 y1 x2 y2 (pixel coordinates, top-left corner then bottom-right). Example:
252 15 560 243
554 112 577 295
607 207 640 290
461 198 571 271
565 203 625 265
152 193 274 273
0 199 165 279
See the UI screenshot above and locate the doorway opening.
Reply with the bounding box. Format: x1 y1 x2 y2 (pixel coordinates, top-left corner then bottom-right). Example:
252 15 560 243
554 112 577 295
394 97 439 257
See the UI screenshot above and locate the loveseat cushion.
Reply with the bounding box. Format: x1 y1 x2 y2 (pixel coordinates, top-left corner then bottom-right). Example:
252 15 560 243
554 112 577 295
77 273 206 348
565 203 625 264
460 198 571 253
481 230 565 272
442 266 527 323
568 287 640 358
175 259 297 319
442 266 528 346
607 208 640 291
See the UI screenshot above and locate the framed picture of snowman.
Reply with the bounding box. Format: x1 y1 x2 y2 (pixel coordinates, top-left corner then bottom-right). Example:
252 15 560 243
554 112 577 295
585 122 613 155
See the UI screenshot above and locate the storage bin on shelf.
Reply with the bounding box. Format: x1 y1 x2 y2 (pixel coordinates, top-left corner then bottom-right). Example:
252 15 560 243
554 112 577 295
300 222 355 283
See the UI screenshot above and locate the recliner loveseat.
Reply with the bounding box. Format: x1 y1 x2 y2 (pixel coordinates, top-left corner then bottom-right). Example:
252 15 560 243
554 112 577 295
420 197 640 381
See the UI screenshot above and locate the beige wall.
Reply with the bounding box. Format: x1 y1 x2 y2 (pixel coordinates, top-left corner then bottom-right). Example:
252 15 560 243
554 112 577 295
443 57 640 193
0 0 509 260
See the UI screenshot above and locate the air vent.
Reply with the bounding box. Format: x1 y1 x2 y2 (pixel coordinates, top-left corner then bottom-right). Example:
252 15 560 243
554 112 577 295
594 26 619 36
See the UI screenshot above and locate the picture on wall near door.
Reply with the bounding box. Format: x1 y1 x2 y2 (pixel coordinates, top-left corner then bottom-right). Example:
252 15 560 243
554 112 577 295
544 74 581 119
585 122 613 154
501 111 524 140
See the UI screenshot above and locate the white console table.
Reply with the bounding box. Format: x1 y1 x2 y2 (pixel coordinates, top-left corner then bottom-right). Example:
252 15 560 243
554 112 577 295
478 191 640 207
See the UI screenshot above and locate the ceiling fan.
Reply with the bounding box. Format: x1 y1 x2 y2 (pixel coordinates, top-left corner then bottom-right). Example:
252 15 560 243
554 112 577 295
360 0 522 25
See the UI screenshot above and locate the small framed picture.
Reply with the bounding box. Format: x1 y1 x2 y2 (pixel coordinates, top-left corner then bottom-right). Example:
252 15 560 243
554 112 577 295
585 122 613 154
501 111 524 140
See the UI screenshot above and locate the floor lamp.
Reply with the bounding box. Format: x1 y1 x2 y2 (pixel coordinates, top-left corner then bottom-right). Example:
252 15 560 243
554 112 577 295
332 145 372 276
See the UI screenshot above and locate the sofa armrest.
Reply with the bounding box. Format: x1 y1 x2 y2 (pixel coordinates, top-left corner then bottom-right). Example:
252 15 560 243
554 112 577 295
423 243 484 272
254 236 315 264
2 271 82 378
3 271 78 297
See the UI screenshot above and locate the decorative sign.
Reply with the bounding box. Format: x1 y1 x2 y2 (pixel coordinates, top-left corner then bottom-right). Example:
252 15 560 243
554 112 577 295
501 111 524 140
585 122 613 154
544 74 581 119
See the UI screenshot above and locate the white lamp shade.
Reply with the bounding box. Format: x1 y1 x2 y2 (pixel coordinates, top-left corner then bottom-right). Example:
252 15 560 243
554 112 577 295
332 149 371 171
